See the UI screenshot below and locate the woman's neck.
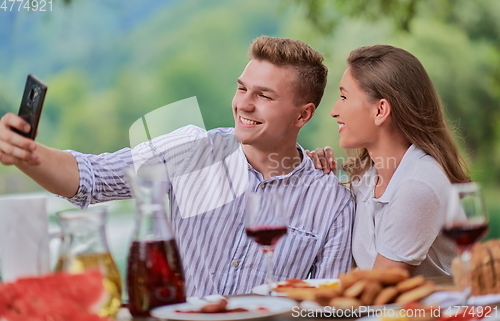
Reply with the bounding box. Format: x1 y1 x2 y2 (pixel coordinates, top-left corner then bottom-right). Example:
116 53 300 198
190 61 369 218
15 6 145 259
368 136 411 199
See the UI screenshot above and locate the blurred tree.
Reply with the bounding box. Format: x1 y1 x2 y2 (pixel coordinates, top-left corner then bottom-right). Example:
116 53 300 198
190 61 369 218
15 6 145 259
109 0 281 132
292 0 424 33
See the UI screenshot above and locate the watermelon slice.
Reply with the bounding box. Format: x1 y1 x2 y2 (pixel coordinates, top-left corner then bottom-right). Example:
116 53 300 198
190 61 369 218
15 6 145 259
0 269 111 321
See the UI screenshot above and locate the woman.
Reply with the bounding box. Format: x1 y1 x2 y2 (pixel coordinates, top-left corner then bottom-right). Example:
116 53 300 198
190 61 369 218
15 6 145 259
312 45 470 276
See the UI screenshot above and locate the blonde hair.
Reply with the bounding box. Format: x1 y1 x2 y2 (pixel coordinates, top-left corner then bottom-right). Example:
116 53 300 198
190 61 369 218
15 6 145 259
342 45 470 183
249 36 328 108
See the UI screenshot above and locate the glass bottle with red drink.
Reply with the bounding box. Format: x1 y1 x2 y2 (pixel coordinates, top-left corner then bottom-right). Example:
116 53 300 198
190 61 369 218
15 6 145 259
124 166 186 317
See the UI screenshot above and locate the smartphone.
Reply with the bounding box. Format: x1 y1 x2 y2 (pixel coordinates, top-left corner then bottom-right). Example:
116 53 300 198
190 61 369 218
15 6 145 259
13 74 47 140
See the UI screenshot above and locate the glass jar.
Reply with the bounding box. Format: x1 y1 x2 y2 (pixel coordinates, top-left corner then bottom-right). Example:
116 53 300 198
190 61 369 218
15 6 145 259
124 166 186 317
55 207 122 318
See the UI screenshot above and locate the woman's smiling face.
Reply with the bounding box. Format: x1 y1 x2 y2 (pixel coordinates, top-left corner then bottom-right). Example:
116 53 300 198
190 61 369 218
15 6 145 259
330 67 380 150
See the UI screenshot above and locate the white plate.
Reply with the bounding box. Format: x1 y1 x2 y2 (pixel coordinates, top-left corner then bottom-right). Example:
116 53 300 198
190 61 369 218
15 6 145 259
150 296 297 321
252 278 340 296
300 300 401 318
186 294 226 306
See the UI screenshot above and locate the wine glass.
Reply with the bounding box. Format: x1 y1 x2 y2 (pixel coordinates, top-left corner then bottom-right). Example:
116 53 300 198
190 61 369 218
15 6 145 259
244 192 288 295
442 182 488 303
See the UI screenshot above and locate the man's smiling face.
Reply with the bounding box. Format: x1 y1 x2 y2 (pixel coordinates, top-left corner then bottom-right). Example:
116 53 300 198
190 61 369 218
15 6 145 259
232 59 300 150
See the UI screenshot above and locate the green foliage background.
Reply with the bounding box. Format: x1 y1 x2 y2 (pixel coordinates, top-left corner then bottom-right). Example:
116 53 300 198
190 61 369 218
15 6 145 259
1 0 500 237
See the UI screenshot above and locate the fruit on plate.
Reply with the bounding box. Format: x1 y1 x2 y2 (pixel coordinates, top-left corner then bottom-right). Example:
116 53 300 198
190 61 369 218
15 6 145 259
0 269 111 321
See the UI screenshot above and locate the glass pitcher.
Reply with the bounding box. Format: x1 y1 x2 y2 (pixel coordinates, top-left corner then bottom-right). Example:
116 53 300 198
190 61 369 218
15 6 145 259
124 165 186 317
54 207 122 318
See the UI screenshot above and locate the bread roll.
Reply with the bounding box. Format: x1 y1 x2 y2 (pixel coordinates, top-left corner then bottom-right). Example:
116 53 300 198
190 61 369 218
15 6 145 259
395 281 435 304
313 288 341 306
396 275 425 292
338 272 362 290
352 268 409 285
373 286 399 306
344 280 368 298
485 240 500 293
451 239 500 296
360 281 382 306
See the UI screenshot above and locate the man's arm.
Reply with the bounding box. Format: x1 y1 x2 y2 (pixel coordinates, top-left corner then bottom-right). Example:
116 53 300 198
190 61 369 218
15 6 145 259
0 113 79 197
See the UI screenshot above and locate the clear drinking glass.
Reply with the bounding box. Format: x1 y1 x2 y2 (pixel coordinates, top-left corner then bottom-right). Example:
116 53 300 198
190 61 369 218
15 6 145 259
244 192 288 295
442 182 489 303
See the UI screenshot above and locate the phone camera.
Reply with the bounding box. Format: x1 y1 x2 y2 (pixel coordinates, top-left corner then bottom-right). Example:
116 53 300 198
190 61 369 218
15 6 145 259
27 88 40 107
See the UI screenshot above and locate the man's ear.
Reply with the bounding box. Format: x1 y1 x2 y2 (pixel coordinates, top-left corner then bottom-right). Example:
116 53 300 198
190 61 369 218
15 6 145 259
374 98 391 126
296 103 316 128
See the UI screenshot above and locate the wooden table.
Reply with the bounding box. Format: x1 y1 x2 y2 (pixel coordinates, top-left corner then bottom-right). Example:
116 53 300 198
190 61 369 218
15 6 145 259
116 276 455 321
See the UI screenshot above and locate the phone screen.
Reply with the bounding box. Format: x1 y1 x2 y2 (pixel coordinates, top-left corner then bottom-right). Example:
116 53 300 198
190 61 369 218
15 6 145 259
14 75 47 140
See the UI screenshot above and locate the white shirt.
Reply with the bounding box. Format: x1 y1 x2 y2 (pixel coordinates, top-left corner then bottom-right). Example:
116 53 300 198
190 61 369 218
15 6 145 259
352 145 456 276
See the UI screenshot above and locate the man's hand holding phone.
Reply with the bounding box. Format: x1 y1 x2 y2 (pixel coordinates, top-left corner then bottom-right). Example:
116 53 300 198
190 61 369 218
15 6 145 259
0 75 46 166
0 75 81 198
0 112 40 166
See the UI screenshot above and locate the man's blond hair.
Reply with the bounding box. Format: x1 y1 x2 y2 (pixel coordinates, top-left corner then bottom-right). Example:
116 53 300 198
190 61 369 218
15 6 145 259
249 36 328 108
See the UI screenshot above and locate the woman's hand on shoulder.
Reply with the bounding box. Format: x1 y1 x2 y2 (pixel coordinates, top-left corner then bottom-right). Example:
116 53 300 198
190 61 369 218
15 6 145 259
305 146 336 175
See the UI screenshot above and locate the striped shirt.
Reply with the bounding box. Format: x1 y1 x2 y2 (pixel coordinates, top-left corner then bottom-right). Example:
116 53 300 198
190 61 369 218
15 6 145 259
66 125 354 297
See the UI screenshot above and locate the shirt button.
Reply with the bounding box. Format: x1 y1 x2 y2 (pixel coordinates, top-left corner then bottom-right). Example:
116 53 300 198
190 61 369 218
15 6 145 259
259 183 266 189
232 262 239 267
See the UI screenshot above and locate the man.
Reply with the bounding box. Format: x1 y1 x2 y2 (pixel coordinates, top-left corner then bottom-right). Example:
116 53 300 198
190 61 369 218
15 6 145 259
0 36 354 296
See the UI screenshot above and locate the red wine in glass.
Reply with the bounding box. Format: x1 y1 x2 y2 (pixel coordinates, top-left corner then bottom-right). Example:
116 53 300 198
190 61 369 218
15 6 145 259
245 226 288 247
443 182 488 304
442 222 488 247
127 239 186 317
245 192 286 295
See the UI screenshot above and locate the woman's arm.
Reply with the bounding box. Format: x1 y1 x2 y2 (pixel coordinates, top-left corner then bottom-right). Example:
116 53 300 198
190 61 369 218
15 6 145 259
373 253 416 274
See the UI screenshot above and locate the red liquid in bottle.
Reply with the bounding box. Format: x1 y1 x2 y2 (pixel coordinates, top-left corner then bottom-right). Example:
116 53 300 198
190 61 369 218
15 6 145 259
127 239 186 317
245 226 288 246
